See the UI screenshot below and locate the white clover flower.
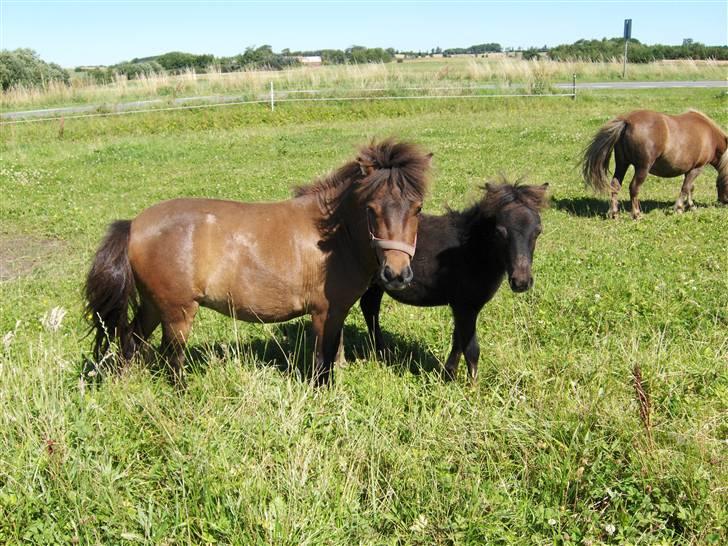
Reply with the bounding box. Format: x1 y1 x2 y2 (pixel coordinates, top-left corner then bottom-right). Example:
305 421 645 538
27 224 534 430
604 523 616 536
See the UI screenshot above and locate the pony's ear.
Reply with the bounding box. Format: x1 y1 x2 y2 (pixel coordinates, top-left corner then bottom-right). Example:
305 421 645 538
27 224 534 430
534 183 550 207
425 152 434 166
357 158 375 177
484 182 493 192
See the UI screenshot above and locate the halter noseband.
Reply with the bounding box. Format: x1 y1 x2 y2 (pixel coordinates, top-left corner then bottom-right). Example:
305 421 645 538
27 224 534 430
367 214 417 258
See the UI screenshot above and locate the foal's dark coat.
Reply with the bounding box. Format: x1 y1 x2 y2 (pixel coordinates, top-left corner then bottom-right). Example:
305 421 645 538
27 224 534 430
360 183 548 380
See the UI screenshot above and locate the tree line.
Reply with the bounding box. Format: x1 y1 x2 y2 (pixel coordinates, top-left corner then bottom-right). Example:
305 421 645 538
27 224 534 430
87 46 397 83
2 37 726 91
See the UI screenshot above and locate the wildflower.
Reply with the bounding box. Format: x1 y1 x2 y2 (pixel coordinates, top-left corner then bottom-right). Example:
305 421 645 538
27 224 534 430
41 306 67 332
3 320 21 351
3 331 15 352
604 523 616 536
410 514 428 533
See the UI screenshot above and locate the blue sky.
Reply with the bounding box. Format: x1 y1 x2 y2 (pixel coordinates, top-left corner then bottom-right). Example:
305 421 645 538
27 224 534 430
1 1 726 67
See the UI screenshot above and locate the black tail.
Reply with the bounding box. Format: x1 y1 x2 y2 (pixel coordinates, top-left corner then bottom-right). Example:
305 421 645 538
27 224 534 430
84 220 139 363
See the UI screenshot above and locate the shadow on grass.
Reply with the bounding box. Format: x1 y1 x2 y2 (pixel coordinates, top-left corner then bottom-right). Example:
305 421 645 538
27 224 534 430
551 196 675 218
79 318 445 385
180 321 443 381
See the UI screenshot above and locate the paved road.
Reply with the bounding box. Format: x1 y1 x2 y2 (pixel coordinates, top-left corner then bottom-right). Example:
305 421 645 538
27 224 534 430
557 80 727 90
2 80 725 121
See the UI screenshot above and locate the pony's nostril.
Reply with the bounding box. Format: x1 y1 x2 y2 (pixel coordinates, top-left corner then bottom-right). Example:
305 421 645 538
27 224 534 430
381 265 395 283
402 265 413 284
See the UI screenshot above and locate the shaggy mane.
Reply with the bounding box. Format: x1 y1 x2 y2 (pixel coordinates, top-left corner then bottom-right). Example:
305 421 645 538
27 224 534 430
478 178 549 217
293 139 431 203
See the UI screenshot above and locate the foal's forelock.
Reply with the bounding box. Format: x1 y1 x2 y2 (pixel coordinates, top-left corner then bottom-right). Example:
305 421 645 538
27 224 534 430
479 183 548 218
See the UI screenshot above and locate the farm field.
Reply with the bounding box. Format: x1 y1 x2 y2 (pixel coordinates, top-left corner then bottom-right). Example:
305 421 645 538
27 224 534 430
1 88 726 544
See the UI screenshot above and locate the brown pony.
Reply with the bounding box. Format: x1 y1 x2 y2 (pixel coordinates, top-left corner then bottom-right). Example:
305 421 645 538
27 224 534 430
85 140 432 385
582 109 728 219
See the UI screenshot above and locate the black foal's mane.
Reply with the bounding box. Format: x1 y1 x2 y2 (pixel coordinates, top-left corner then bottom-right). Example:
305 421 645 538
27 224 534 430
448 180 548 236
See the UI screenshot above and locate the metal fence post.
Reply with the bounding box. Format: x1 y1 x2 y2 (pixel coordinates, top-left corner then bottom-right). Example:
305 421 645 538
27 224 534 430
572 73 576 100
270 81 275 111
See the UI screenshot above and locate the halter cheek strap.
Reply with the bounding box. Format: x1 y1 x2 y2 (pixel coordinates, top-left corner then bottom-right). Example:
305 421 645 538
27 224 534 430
367 215 417 258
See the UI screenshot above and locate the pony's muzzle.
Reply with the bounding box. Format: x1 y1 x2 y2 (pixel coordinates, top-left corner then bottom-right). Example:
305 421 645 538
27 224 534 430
509 255 533 293
509 274 533 293
380 262 413 291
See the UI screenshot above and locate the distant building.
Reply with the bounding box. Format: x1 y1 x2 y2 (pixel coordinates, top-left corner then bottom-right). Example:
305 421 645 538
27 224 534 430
297 56 322 67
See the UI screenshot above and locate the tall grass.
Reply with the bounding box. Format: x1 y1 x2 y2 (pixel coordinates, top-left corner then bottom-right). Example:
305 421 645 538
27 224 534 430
2 57 726 111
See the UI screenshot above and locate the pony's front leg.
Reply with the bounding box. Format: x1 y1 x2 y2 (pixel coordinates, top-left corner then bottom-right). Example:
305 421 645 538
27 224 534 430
442 328 462 381
456 310 479 383
360 284 386 355
311 310 346 386
675 168 702 213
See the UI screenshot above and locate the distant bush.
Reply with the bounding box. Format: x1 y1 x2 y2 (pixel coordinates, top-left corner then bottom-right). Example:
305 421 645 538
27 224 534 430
151 52 214 73
443 43 502 55
549 37 728 62
114 61 164 79
0 48 70 91
522 48 541 61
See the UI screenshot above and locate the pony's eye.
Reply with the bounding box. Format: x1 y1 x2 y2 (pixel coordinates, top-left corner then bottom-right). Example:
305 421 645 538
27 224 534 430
415 206 422 216
496 226 508 239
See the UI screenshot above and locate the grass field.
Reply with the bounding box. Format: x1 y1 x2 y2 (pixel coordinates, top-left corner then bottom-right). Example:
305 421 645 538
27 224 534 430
1 88 727 544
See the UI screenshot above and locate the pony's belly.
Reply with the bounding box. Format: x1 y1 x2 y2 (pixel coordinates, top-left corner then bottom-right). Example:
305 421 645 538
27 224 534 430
650 159 688 178
385 282 448 307
200 294 308 324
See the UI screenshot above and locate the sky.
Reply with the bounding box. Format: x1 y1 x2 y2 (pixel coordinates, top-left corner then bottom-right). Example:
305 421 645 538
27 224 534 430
1 0 726 67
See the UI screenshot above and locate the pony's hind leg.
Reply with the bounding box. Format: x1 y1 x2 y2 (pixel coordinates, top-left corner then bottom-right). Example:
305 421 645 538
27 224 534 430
159 302 198 382
675 168 702 213
629 167 649 220
128 297 161 360
608 157 629 219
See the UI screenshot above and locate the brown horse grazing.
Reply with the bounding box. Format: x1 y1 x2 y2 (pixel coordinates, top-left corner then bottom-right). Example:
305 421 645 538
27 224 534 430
359 182 548 382
85 140 432 385
582 109 728 219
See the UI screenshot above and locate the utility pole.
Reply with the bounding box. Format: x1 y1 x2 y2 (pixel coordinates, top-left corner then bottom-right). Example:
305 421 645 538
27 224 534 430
623 19 632 78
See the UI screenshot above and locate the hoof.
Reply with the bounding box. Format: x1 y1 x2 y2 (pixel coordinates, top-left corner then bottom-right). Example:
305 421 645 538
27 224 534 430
631 212 643 220
607 210 619 220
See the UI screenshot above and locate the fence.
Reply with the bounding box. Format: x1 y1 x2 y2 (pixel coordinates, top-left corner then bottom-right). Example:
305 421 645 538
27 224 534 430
0 76 578 125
